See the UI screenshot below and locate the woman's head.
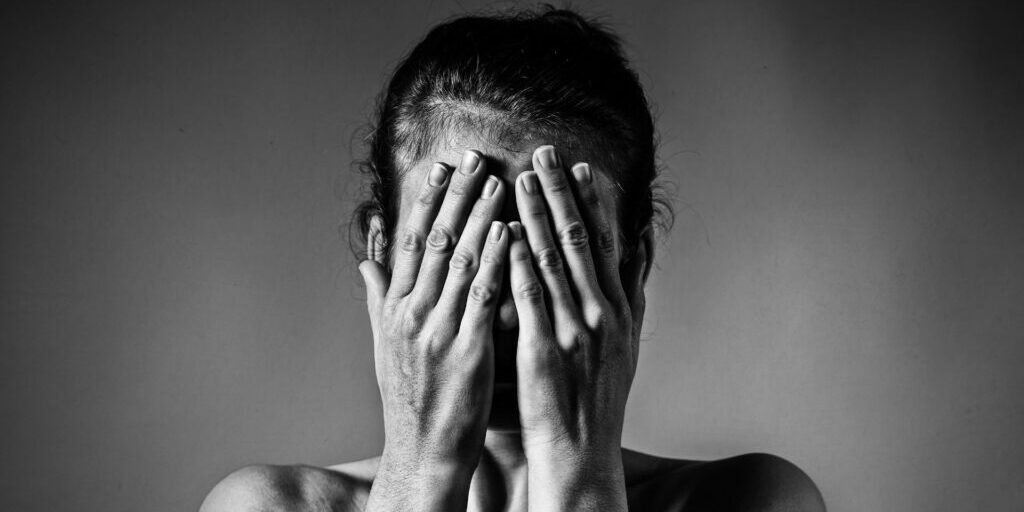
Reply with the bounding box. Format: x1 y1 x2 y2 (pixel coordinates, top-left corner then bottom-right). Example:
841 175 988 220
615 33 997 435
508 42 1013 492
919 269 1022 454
353 7 669 264
353 7 668 428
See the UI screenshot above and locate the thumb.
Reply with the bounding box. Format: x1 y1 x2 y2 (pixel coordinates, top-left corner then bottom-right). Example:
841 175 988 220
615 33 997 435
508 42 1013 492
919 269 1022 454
358 260 385 307
358 259 389 326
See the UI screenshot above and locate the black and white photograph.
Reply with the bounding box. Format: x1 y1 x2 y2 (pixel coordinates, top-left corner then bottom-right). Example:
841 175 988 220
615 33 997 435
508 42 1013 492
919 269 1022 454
2 1 1021 511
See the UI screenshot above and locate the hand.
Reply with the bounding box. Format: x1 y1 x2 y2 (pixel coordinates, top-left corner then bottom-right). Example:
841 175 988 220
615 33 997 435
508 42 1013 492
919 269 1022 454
509 146 642 511
359 150 509 511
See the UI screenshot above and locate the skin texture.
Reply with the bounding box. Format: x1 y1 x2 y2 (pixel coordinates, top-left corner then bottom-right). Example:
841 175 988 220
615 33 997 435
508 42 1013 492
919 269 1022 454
199 135 827 512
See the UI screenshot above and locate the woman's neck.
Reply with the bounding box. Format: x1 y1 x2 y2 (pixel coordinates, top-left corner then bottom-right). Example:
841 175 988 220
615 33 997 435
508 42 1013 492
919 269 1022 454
467 430 529 511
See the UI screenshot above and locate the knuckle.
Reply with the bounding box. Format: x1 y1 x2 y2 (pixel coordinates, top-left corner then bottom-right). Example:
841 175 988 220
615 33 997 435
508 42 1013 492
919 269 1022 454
481 246 503 264
448 249 476 272
427 225 455 253
420 332 445 355
535 247 563 269
559 324 590 350
468 283 497 305
405 305 430 329
558 222 589 250
595 228 616 254
382 294 402 310
590 311 611 333
400 230 424 253
448 179 469 196
546 178 570 194
517 281 545 302
416 189 440 208
581 188 601 207
525 206 549 220
571 331 592 352
582 302 610 327
511 246 533 263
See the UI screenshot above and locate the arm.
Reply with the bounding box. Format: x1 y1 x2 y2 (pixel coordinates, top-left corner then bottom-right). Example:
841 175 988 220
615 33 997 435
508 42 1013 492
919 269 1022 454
198 151 506 512
509 146 644 511
359 151 508 512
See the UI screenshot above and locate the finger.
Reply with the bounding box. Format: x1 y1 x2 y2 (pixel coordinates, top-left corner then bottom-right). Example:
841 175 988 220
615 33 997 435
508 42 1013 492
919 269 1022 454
507 222 561 388
507 221 554 336
569 162 627 306
515 170 581 330
531 146 605 309
411 150 488 305
457 221 509 342
387 162 449 299
434 176 506 321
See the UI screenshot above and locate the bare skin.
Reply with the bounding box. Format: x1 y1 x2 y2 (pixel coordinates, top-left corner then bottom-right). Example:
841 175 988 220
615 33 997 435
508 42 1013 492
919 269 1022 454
200 137 826 512
202 449 823 511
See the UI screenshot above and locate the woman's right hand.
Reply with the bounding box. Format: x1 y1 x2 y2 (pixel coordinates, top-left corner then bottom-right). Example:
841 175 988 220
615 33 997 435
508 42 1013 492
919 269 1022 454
358 150 508 511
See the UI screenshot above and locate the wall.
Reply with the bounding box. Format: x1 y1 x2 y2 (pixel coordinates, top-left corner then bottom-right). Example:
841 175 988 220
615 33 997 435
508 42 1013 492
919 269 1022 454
2 1 1021 510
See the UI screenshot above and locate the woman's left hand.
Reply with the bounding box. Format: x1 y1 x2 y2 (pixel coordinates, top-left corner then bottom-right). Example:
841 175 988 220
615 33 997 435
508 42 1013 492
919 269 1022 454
509 145 642 511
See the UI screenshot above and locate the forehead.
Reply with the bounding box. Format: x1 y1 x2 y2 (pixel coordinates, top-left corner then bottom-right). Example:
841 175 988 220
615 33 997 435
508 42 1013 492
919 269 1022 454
394 130 624 235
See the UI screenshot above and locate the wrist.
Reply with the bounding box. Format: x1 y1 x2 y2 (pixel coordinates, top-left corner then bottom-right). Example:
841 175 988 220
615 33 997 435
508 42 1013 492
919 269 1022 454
527 450 627 512
378 443 479 481
523 430 622 474
379 423 485 471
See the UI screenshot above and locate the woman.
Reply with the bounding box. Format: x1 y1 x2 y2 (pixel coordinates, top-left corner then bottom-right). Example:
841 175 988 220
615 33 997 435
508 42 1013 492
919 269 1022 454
202 8 825 511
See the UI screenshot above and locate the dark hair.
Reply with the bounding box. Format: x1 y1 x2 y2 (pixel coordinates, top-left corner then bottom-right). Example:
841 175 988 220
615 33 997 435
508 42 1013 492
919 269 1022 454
351 6 671 262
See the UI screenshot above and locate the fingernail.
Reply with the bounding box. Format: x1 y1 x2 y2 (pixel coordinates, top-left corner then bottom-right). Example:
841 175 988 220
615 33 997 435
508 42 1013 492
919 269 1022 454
509 222 524 240
428 163 447 186
536 145 559 170
521 172 539 194
489 221 504 242
571 163 592 184
461 150 481 174
482 175 499 198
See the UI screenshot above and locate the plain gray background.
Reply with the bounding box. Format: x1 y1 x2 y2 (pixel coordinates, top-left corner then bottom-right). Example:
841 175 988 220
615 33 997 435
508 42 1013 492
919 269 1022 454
2 1 1022 511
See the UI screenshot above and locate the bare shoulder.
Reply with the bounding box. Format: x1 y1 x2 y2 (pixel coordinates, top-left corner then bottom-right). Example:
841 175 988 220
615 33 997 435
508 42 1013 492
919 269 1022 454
199 458 378 512
199 452 823 512
624 449 826 511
